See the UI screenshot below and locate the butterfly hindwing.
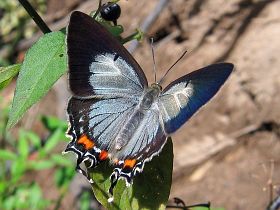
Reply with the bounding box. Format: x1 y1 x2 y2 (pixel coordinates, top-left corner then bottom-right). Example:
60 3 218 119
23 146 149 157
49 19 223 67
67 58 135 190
158 63 233 134
67 11 148 98
67 98 166 161
65 96 167 189
66 96 167 161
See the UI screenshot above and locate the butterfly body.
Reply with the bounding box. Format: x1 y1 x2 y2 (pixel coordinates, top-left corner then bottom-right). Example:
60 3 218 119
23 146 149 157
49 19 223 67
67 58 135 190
114 84 161 151
64 11 234 198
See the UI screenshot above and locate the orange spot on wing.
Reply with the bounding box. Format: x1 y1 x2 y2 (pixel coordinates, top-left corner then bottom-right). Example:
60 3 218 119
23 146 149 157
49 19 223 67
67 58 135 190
77 135 94 150
99 150 108 160
124 159 137 169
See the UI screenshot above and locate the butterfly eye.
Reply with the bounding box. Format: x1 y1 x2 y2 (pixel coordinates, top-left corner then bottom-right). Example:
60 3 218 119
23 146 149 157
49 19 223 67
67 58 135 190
100 2 121 23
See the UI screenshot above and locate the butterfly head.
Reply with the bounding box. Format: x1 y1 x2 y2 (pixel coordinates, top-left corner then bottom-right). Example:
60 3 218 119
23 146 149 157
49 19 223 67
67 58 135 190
138 83 162 110
151 83 162 92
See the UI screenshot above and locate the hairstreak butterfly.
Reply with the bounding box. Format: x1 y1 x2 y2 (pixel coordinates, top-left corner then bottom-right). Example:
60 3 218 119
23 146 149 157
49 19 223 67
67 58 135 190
64 11 233 199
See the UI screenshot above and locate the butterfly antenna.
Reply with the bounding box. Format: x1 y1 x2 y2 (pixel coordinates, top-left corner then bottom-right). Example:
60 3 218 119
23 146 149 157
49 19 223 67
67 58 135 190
150 38 157 83
158 50 187 85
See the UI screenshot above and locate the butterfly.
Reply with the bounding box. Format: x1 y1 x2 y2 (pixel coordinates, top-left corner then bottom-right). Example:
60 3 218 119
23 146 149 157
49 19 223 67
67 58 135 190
64 11 233 198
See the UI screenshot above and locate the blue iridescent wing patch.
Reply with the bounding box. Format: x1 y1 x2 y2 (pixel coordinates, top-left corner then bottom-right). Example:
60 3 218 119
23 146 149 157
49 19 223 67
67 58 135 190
158 63 233 134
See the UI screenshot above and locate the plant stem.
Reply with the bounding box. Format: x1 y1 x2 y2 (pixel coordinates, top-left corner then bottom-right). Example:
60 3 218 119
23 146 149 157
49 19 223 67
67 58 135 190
18 0 51 34
121 31 141 45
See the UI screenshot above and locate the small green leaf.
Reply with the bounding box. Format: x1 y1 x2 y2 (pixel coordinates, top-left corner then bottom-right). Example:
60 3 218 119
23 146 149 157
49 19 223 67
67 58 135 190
43 128 64 153
133 29 144 41
18 130 29 158
54 168 65 187
0 149 17 160
90 138 173 210
0 64 21 84
29 184 45 209
22 130 41 149
93 14 124 37
28 160 54 170
54 167 75 188
107 25 124 37
11 159 26 182
0 182 7 194
50 154 73 167
41 115 68 132
0 77 13 90
3 195 16 210
7 31 66 129
80 191 91 210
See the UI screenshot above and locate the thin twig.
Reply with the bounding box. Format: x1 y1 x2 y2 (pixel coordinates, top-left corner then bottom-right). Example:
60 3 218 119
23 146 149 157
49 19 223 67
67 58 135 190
93 0 102 19
18 0 51 34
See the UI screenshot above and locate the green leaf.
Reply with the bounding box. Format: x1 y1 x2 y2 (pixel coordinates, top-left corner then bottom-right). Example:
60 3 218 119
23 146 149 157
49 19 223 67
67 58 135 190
41 115 68 132
7 31 66 129
50 154 73 167
43 128 64 153
11 159 26 182
107 25 124 37
0 149 17 160
93 14 124 37
90 138 173 210
29 183 48 210
54 168 65 187
27 160 54 170
18 130 29 159
0 64 21 84
54 167 75 188
22 130 41 149
3 195 16 210
0 182 7 194
0 77 13 90
80 191 91 210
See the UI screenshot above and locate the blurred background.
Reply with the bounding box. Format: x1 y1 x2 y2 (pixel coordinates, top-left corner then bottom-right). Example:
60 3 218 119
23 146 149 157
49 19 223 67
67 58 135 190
0 0 280 209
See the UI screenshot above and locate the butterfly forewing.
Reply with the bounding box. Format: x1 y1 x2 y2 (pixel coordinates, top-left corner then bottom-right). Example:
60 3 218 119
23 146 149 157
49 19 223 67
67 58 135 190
67 11 148 98
158 63 233 134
